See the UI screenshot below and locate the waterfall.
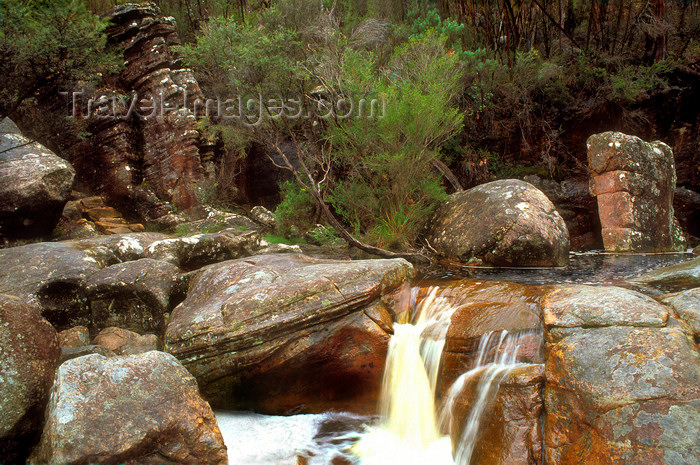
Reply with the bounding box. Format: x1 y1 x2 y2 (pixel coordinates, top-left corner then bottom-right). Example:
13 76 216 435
439 330 531 465
353 287 456 465
354 286 532 465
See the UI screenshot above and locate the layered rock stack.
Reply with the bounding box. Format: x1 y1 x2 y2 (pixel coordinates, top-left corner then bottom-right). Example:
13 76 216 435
70 3 205 219
587 132 686 252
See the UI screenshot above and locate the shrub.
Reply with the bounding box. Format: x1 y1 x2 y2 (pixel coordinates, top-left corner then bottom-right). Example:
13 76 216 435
274 181 317 238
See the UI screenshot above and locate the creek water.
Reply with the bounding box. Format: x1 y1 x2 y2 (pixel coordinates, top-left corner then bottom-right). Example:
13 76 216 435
215 251 694 465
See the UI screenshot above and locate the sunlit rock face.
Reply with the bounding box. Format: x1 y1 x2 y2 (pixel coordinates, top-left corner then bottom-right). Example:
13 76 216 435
587 132 686 252
0 295 60 464
542 284 700 464
0 118 75 238
165 253 415 415
425 179 570 267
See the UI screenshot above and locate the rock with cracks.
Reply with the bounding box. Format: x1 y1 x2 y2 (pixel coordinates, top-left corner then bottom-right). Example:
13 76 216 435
0 295 60 464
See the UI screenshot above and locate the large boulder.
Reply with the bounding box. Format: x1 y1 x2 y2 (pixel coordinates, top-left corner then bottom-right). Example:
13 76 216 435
0 118 75 238
542 285 700 464
28 351 227 465
0 295 61 464
85 258 181 335
0 242 116 331
165 253 414 414
587 132 686 252
425 179 569 266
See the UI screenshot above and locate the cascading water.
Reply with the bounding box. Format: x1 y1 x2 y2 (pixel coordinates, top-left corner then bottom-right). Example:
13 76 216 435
353 287 457 465
439 330 535 465
354 286 536 465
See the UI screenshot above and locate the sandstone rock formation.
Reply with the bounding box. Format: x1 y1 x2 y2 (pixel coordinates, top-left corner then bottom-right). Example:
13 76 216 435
0 295 60 464
587 132 686 252
67 3 206 220
425 179 570 266
0 118 75 238
165 253 414 414
542 284 699 464
28 351 227 465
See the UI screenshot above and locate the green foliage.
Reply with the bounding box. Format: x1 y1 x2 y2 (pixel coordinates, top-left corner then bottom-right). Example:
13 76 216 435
274 181 316 238
326 32 461 249
176 16 304 100
609 61 674 103
0 0 117 117
263 234 306 246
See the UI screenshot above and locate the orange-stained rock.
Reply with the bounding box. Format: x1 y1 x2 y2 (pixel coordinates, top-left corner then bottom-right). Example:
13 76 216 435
57 325 90 348
437 281 545 396
165 253 414 415
542 285 700 464
587 132 686 252
447 364 544 465
0 295 61 464
28 351 227 465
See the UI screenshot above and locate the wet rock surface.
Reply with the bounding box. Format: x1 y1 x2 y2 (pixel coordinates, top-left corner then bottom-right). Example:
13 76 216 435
165 253 414 414
425 179 570 266
437 281 544 395
630 255 700 291
587 132 686 252
28 351 227 465
449 364 544 465
542 284 700 465
0 118 75 238
0 295 60 464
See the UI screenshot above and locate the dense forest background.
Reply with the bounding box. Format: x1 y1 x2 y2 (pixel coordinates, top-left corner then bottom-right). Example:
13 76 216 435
1 0 698 249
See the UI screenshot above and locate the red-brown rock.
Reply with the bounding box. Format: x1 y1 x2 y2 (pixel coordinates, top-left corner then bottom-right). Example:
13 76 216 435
28 351 227 465
447 364 544 465
587 132 686 252
437 281 545 396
